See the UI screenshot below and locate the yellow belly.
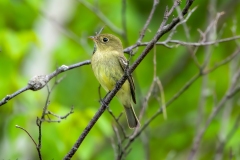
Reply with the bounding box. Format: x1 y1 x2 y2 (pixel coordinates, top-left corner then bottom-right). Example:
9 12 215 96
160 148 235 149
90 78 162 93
97 67 115 91
91 51 131 105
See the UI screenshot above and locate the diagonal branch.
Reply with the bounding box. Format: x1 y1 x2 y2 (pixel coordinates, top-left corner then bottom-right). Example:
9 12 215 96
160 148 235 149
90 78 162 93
63 0 195 159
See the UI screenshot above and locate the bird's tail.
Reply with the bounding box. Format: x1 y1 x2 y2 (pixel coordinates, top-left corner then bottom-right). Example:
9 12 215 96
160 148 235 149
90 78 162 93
124 104 140 128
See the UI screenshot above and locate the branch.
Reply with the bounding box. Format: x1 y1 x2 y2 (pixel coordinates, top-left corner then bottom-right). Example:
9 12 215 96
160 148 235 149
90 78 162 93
167 35 240 46
0 60 91 107
15 125 41 159
107 108 128 139
0 86 30 106
188 68 240 160
138 0 159 43
203 47 240 74
124 35 240 51
45 106 74 122
215 112 240 159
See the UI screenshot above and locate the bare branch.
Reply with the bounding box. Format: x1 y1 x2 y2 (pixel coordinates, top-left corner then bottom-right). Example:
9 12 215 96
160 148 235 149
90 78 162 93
107 107 128 139
15 125 41 159
46 106 74 120
138 80 155 121
0 60 90 107
15 125 37 146
165 35 240 46
138 45 157 122
216 115 240 159
112 125 122 158
127 35 240 50
155 77 166 119
203 48 240 74
138 0 159 43
0 86 30 106
167 6 198 42
188 68 240 160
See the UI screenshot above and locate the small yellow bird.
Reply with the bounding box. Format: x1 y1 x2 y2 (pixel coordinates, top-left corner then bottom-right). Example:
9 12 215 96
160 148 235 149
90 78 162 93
90 33 139 128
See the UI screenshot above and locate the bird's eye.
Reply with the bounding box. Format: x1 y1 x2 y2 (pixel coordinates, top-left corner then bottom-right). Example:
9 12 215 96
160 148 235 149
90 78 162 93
102 37 109 42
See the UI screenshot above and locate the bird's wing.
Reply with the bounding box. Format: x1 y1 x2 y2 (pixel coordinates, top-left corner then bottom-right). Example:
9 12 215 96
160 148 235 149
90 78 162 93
118 56 136 104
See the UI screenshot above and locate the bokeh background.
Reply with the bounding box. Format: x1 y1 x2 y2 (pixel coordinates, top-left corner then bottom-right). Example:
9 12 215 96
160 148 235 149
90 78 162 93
1 0 240 159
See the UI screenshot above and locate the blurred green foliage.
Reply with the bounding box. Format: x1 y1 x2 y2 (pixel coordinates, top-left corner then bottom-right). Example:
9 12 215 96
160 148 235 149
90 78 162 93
0 0 240 160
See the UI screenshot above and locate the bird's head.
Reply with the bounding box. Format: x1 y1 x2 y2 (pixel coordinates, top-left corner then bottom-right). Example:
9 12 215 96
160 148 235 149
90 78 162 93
89 34 123 53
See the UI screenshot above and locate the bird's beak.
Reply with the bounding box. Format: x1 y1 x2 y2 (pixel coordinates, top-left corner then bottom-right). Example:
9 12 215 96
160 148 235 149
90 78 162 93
89 36 95 41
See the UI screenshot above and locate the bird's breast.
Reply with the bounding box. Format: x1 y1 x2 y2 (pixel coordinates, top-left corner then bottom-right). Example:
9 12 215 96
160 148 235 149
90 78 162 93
91 52 122 91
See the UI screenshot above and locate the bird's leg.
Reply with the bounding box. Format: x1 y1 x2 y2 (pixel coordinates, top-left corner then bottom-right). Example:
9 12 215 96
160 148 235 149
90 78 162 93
98 85 110 107
99 91 110 108
98 85 102 100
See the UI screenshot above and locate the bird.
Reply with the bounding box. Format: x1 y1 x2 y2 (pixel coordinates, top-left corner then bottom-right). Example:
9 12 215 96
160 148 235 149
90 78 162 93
90 33 139 128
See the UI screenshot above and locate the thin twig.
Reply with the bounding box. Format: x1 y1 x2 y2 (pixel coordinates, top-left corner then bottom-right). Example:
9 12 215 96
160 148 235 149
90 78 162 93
196 2 217 153
47 106 74 120
138 83 154 123
166 6 198 42
124 28 240 54
138 0 159 43
138 45 157 122
166 35 240 46
78 0 123 35
204 48 240 74
15 125 39 153
19 123 42 160
155 77 166 119
112 125 122 156
107 107 128 139
188 68 240 160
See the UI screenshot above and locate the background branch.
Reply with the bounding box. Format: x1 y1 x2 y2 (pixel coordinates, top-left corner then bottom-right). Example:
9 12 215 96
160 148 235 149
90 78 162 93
78 0 123 36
